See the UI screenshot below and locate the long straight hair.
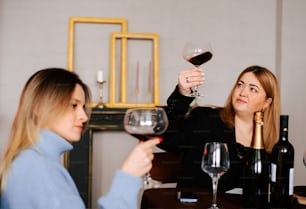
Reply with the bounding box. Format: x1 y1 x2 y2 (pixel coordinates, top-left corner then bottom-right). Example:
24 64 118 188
0 68 91 191
220 65 281 153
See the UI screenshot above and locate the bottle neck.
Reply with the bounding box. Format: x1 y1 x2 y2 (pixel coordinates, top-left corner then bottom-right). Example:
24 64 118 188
280 129 289 142
279 115 289 142
251 112 264 149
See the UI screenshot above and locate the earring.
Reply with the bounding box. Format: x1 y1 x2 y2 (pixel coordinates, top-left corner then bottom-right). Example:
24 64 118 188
261 106 266 112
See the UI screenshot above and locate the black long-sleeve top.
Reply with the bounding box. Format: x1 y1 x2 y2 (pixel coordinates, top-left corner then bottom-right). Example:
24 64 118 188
159 86 250 191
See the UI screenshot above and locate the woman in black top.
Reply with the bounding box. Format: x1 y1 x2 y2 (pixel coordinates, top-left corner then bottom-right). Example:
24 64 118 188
159 65 281 191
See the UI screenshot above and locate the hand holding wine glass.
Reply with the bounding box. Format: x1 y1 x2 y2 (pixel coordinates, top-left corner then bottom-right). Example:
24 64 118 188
201 142 230 209
123 107 169 189
121 138 161 177
178 68 205 96
182 41 213 104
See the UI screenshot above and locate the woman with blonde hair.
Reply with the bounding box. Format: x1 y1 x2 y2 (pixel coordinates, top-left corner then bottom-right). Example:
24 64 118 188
0 68 161 209
159 65 280 190
220 66 280 152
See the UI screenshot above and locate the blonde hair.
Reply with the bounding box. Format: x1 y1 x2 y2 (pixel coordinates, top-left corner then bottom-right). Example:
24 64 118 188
220 65 281 153
0 68 91 191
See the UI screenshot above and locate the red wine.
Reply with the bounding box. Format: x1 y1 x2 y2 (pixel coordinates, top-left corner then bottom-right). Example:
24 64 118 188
188 51 213 66
242 111 269 209
131 134 159 141
270 115 294 209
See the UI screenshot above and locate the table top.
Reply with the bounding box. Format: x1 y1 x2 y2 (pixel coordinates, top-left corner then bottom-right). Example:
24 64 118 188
141 187 241 209
141 187 306 209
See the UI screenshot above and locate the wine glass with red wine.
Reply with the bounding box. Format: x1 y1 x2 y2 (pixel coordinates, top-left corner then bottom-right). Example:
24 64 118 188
182 42 213 104
123 107 169 189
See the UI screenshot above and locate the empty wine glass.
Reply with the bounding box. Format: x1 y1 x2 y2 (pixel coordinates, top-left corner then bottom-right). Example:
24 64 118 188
201 142 230 209
123 107 169 189
182 42 213 105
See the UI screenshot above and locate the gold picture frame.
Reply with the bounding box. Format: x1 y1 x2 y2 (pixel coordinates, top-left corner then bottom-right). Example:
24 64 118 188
67 17 128 71
109 32 160 108
67 17 160 108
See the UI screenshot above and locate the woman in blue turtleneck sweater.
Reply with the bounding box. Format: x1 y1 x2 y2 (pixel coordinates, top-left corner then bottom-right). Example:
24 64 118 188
0 68 161 209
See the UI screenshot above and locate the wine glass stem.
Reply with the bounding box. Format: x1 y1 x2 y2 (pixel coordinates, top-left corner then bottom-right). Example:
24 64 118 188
191 86 199 107
144 172 152 186
211 176 219 208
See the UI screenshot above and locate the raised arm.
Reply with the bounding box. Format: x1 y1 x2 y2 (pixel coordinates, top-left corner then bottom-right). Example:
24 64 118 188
159 68 205 152
98 138 161 209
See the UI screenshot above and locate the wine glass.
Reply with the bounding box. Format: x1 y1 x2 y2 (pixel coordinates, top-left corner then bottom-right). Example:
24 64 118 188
123 107 169 189
182 42 213 104
201 142 230 209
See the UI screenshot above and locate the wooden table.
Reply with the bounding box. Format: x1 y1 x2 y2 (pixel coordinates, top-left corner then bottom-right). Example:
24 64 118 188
141 187 306 209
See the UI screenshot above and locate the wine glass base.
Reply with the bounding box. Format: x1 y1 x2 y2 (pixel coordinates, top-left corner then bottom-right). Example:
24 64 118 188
143 177 162 189
207 207 219 209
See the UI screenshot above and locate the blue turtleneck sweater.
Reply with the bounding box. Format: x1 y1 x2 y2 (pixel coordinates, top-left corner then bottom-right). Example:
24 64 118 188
1 130 142 209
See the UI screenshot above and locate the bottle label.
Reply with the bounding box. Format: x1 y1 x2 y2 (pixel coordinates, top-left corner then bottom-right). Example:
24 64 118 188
271 163 276 182
289 168 294 195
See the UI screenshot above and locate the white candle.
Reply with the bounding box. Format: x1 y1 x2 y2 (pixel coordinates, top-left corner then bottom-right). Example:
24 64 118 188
97 70 104 82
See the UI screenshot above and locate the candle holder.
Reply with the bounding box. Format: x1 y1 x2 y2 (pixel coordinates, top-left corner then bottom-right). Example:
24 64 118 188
96 80 106 108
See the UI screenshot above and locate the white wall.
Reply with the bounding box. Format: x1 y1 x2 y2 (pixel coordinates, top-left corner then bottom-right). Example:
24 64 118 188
281 0 306 188
0 0 305 208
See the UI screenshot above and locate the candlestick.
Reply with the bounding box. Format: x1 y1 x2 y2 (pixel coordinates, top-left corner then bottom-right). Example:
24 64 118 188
96 80 106 108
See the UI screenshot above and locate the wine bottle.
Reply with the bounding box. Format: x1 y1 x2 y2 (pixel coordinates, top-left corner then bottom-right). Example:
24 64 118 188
242 111 269 208
270 115 294 209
